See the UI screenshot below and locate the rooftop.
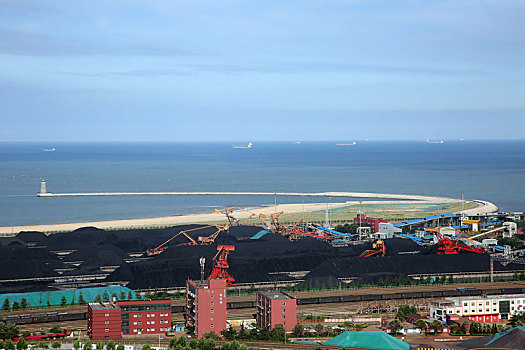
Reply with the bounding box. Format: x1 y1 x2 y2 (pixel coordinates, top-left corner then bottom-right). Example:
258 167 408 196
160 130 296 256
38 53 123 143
89 302 120 310
258 290 294 300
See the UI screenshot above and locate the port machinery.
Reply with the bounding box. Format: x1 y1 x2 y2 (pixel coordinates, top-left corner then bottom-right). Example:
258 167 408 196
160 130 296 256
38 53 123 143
359 240 386 257
426 228 486 255
146 225 230 256
208 245 236 286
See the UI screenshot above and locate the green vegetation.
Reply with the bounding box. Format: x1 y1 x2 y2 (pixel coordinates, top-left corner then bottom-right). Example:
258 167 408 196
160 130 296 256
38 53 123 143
396 305 418 320
498 235 525 250
16 338 28 350
0 323 20 341
51 341 61 349
220 324 285 343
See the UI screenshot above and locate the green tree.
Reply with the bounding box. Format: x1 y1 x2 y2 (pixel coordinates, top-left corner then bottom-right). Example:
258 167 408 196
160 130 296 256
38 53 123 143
220 328 237 341
96 341 105 350
16 338 28 350
102 291 110 302
176 335 187 347
73 340 81 350
387 319 403 334
470 321 483 335
49 325 63 334
116 345 125 350
84 340 93 350
2 298 10 311
127 291 133 300
291 323 303 337
270 324 285 342
142 344 151 350
0 323 20 341
415 319 428 331
106 340 115 350
12 302 20 311
430 320 443 334
396 305 418 321
21 332 31 338
111 293 118 301
188 339 198 349
94 295 102 303
509 312 525 327
51 341 61 349
314 323 325 336
38 342 48 350
78 293 86 305
6 340 16 350
0 340 5 349
20 298 28 309
119 292 126 300
60 296 67 307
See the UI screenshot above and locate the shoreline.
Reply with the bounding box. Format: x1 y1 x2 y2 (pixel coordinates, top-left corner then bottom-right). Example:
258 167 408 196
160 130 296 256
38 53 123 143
0 197 498 235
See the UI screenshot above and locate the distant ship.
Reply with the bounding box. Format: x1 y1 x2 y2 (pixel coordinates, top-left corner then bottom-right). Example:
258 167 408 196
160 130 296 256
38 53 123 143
42 148 56 152
232 142 253 149
426 140 444 144
336 142 357 146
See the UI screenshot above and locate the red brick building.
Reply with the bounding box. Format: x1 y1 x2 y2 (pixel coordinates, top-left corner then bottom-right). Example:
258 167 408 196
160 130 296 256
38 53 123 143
186 279 227 338
87 302 122 340
87 300 171 339
256 291 297 333
354 214 388 232
117 300 171 335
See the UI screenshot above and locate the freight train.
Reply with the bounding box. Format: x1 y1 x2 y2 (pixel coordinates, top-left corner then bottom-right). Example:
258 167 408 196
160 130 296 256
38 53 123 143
3 286 524 325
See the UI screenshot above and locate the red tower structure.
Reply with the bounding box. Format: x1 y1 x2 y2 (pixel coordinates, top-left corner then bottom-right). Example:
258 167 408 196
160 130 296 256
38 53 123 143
208 245 235 286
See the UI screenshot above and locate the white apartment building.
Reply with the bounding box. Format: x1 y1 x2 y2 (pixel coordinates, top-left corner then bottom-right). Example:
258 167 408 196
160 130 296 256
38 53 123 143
430 294 525 323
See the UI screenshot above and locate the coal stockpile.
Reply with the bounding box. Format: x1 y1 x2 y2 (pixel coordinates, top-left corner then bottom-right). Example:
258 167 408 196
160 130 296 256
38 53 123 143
5 224 521 291
0 246 60 279
302 253 524 287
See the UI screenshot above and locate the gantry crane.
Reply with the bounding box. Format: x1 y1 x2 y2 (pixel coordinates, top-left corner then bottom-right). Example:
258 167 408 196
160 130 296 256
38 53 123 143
146 225 229 256
208 245 236 286
426 228 485 255
359 240 386 257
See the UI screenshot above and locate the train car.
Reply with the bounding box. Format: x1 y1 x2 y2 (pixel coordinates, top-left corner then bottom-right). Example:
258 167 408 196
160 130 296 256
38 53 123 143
296 297 320 305
171 305 185 313
58 312 86 322
338 294 361 303
501 287 524 294
317 296 340 304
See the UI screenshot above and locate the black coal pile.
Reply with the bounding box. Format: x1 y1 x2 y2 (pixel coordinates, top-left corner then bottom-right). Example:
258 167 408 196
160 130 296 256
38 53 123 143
16 231 47 245
303 253 523 287
5 224 522 291
0 246 60 279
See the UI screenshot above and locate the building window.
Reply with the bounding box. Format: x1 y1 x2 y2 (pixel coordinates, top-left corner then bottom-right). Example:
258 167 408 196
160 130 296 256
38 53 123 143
283 308 286 313
211 316 214 321
211 309 214 313
105 329 109 332
211 324 214 328
211 294 214 298
283 302 286 306
151 321 155 324
105 313 110 317
105 321 109 324
283 315 286 319
211 302 214 306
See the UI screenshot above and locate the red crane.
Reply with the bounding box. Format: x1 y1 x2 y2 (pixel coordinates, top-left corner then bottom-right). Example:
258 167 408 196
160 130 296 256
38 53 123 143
427 228 486 254
208 245 236 286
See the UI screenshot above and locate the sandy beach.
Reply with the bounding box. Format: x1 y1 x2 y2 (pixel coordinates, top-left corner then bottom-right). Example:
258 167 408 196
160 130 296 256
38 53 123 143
0 197 498 235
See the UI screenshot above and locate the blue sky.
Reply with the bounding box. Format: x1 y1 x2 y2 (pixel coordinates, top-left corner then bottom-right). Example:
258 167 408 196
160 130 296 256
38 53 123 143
1 0 524 141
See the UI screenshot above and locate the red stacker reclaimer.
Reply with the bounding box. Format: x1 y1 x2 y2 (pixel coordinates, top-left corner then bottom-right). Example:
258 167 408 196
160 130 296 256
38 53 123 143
427 228 486 254
208 245 236 286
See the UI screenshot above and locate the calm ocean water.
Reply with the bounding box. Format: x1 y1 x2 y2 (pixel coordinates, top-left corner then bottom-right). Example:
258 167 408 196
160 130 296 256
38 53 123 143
0 141 524 226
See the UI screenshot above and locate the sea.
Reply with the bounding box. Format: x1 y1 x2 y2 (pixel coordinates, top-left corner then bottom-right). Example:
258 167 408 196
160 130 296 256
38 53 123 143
0 141 524 227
